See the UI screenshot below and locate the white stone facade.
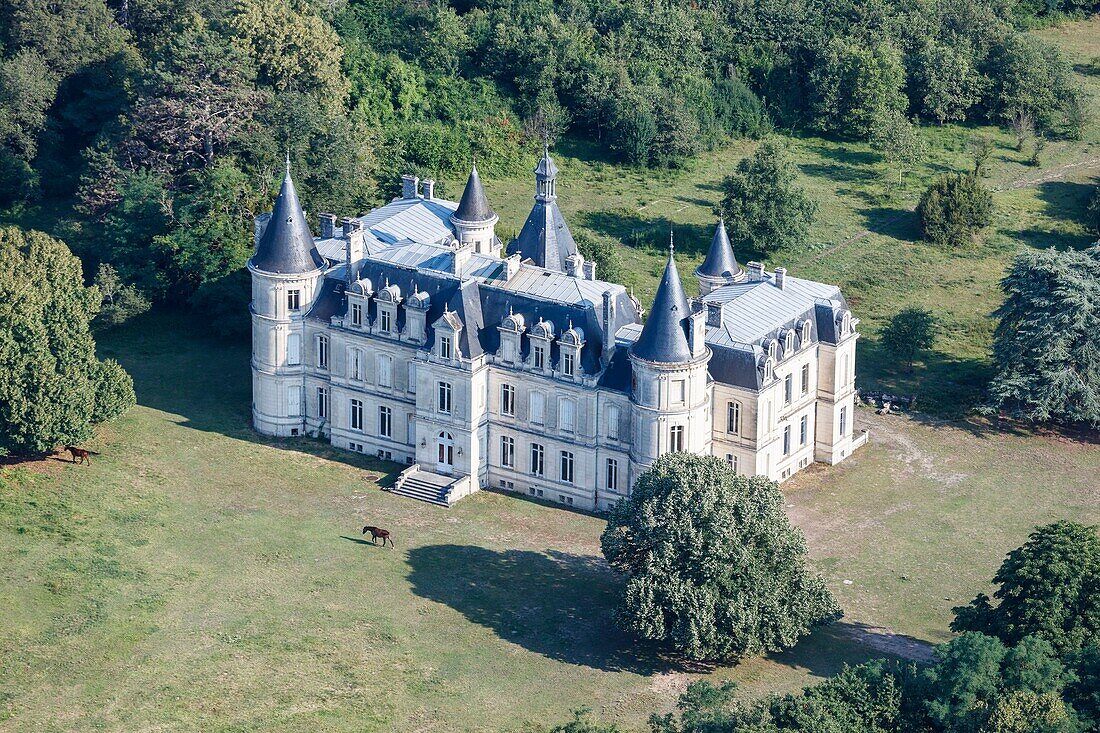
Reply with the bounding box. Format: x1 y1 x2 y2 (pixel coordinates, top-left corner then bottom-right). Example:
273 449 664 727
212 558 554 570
249 158 864 511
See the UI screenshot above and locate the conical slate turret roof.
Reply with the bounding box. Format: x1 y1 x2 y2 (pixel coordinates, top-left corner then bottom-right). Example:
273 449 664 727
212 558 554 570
251 167 323 274
696 218 741 279
632 250 694 363
453 165 495 222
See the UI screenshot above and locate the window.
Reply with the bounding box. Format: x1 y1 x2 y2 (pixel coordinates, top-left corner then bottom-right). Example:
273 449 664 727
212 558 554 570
533 344 545 369
801 320 812 345
764 359 774 382
439 335 452 360
379 406 392 438
784 374 792 405
437 381 452 414
800 415 808 446
500 384 516 416
801 364 809 395
670 425 685 452
768 340 778 360
287 290 301 311
559 398 575 433
529 391 545 424
840 406 848 436
348 348 363 381
725 453 739 474
351 302 363 327
287 333 301 366
500 436 515 468
317 387 329 419
607 405 620 440
407 419 416 445
605 458 618 491
562 351 575 378
530 443 545 476
503 339 516 363
560 451 574 484
287 386 301 416
785 330 795 354
672 379 686 405
783 425 791 455
350 399 363 431
377 354 393 388
407 362 416 393
727 402 741 434
379 309 392 333
316 335 329 369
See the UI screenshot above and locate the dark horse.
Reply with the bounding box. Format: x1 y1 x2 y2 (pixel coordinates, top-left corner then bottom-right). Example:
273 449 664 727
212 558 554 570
362 525 394 547
64 445 96 465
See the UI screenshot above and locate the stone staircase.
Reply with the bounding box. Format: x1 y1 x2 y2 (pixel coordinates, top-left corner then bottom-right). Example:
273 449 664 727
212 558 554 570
386 465 468 507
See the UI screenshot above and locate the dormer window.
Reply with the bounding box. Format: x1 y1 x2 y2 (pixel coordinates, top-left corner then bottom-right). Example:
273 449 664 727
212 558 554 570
765 339 778 361
841 311 852 336
761 356 774 382
801 320 812 346
784 330 795 355
439 334 452 360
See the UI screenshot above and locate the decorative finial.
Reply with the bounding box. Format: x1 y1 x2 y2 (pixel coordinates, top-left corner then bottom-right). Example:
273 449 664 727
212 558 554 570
509 304 514 316
285 147 291 177
669 229 675 255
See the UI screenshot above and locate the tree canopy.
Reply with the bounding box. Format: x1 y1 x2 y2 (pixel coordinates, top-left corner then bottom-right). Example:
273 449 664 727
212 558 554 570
600 453 839 662
918 173 994 248
0 227 135 455
881 308 937 373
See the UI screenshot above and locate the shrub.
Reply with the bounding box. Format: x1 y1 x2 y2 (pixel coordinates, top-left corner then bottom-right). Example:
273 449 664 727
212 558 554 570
917 173 993 247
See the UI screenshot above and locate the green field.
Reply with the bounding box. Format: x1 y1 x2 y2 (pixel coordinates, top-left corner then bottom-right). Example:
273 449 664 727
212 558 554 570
2 16 1100 733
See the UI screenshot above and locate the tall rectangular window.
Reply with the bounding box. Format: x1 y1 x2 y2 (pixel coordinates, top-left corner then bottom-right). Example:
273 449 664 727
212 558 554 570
350 399 363 431
287 333 301 366
672 379 686 405
316 335 329 369
605 458 618 491
840 406 848 436
317 387 329 419
287 290 301 311
379 309 392 333
727 402 741 434
670 425 685 452
530 443 544 476
784 374 792 405
607 405 620 440
439 335 452 359
378 406 392 438
801 364 810 394
559 398 575 433
351 302 362 327
533 344 545 369
800 415 808 446
407 362 416 394
725 453 739 473
287 386 301 416
529 392 545 424
349 348 363 381
783 425 791 455
562 351 575 377
559 451 574 484
437 381 452 414
500 436 515 468
377 354 393 387
500 384 516 416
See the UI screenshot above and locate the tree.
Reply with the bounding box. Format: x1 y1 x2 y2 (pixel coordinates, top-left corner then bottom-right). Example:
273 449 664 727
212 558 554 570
807 37 908 140
600 453 839 662
984 246 1100 425
952 522 1100 656
1087 186 1099 238
0 227 135 455
717 139 817 256
880 308 936 373
985 35 1083 138
917 173 993 248
574 231 625 285
913 40 984 125
93 264 151 329
870 111 926 186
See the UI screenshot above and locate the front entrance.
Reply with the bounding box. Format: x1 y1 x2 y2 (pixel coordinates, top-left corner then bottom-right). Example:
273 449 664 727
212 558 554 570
436 431 454 473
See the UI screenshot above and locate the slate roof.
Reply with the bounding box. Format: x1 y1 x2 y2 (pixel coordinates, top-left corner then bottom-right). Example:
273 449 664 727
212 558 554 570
696 219 741 279
507 200 579 273
453 165 495 222
703 272 845 347
630 253 694 363
251 170 324 274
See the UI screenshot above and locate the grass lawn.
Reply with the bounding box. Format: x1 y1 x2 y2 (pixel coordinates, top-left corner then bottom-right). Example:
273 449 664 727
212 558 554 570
1 311 1097 732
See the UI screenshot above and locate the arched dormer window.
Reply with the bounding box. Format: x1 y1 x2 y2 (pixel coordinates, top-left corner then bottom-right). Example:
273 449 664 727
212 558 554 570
375 283 402 336
840 310 852 337
560 324 585 380
498 311 526 365
764 338 778 361
529 318 554 371
783 330 795 355
761 356 774 382
800 320 812 347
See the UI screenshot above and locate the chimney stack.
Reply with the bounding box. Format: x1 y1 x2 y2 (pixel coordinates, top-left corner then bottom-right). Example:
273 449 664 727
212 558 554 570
452 241 473 275
706 301 723 328
401 174 420 199
422 179 435 199
582 260 597 281
319 213 337 239
688 300 707 358
747 261 764 282
774 267 786 290
565 252 584 278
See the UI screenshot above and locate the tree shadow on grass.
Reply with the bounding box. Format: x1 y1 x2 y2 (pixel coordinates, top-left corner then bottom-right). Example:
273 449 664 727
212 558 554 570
857 206 921 241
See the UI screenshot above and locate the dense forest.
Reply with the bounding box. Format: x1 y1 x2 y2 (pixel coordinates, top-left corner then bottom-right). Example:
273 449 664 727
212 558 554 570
0 0 1095 321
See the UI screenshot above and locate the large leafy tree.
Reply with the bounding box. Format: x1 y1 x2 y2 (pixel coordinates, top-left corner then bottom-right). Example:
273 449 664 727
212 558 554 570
0 227 135 455
985 246 1100 425
600 453 839 662
917 173 993 248
880 308 936 373
952 521 1100 656
717 139 817 257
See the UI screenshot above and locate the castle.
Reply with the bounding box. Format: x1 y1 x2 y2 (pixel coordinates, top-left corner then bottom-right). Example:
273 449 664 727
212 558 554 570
248 150 865 509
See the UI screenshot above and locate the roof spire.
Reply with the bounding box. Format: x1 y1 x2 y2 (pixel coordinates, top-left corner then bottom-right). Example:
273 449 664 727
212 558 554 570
669 228 675 255
452 163 496 223
250 154 323 275
631 247 694 363
695 217 743 282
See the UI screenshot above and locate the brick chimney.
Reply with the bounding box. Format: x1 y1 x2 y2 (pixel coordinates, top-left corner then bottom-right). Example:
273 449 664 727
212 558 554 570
747 261 764 282
401 174 420 199
319 213 337 239
422 179 435 199
706 301 723 328
774 267 786 290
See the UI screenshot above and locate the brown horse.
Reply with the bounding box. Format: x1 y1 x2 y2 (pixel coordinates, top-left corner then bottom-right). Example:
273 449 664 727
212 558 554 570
362 525 394 547
64 445 96 465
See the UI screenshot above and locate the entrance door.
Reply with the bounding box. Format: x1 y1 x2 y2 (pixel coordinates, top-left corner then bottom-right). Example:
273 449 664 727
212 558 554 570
436 431 454 473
